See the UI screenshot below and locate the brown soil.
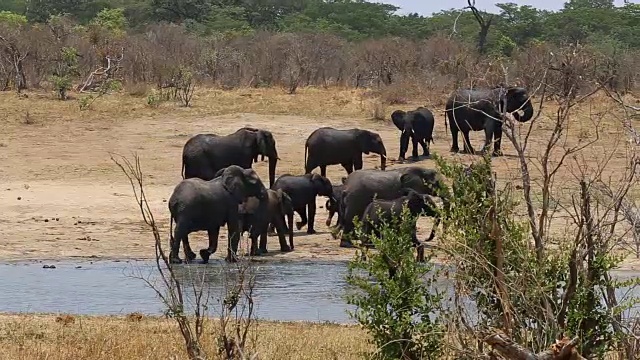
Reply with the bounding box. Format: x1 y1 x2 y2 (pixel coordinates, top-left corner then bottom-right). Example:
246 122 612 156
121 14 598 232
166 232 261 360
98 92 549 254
1 88 638 270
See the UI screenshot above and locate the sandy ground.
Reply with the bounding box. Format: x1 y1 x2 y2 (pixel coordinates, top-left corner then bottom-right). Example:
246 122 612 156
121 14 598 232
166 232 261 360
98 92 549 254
0 110 436 263
1 90 639 270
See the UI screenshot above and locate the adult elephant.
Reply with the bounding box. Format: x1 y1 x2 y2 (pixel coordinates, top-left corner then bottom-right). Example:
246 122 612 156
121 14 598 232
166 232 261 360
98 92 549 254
338 166 449 247
182 127 279 187
304 127 386 177
168 165 266 264
391 107 435 161
445 86 534 156
239 188 294 255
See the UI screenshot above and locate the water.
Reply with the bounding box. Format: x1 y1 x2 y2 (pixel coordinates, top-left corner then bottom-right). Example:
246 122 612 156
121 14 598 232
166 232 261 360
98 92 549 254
0 260 639 324
0 259 356 323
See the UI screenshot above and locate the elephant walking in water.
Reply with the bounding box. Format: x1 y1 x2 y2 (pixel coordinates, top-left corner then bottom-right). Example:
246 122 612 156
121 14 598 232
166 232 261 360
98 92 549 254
445 86 534 156
181 127 279 187
239 188 295 255
304 127 387 177
168 165 266 264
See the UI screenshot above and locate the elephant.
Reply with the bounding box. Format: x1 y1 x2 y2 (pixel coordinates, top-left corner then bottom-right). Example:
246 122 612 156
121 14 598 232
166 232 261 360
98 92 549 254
239 188 295 255
361 189 440 262
444 86 534 156
181 127 279 187
390 107 435 161
304 127 387 177
338 166 449 247
324 183 345 227
168 165 266 264
270 173 334 234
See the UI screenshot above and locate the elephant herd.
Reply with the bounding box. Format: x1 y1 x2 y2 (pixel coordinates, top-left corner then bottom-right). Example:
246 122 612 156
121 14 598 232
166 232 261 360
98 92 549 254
167 85 533 264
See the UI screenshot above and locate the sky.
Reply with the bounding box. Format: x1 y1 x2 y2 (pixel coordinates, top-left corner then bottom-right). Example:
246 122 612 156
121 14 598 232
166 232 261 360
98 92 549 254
379 0 638 15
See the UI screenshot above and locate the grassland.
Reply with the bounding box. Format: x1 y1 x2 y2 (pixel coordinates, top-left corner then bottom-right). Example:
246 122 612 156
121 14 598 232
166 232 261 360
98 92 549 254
0 313 369 360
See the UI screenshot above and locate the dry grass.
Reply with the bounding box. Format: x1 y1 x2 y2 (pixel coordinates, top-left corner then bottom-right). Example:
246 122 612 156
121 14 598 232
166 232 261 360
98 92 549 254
0 313 370 360
1 87 380 127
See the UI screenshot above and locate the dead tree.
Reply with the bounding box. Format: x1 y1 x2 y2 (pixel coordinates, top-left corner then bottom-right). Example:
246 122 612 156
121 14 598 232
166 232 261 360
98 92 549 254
0 35 28 91
77 47 124 93
467 0 494 54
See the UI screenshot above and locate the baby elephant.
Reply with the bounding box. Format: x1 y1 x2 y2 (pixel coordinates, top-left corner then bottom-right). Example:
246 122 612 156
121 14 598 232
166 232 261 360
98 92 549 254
271 173 334 234
325 180 346 227
324 184 343 227
239 188 295 255
361 189 439 262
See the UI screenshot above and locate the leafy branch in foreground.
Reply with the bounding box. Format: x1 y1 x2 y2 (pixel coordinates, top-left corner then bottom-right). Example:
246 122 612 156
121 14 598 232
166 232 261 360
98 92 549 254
346 206 444 360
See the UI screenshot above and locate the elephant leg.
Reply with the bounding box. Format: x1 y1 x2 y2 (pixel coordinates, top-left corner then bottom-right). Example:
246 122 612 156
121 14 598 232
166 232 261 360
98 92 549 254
307 201 317 234
182 234 197 263
320 165 327 178
411 225 425 262
399 132 410 160
170 223 187 264
199 227 220 264
482 124 494 155
295 206 307 230
249 231 260 256
419 138 429 157
225 221 240 263
341 162 354 174
353 156 363 171
461 131 474 154
273 216 291 252
287 212 294 249
411 136 419 160
305 157 317 174
450 126 460 153
492 124 503 156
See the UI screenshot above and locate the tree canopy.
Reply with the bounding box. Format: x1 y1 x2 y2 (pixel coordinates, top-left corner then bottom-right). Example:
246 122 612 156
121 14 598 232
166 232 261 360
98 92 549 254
0 0 638 51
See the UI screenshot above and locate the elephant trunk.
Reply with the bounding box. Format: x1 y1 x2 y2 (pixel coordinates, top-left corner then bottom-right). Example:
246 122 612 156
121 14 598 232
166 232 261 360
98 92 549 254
513 99 534 123
380 153 386 171
268 156 277 188
399 131 410 158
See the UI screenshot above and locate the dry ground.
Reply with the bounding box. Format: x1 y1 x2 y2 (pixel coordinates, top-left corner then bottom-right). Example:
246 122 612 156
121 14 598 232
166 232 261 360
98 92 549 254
1 87 639 269
0 313 369 360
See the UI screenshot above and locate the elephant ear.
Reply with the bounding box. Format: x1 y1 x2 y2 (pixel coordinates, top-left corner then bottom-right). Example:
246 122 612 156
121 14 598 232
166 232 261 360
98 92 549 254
213 167 228 179
221 166 246 202
256 130 268 155
400 173 423 192
356 130 371 154
390 110 406 131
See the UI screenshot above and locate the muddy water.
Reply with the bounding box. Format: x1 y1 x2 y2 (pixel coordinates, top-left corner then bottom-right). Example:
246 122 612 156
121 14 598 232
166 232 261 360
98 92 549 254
1 260 638 324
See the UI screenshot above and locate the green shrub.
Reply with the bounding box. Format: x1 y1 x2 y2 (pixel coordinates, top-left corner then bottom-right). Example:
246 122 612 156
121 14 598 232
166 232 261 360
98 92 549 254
346 206 444 360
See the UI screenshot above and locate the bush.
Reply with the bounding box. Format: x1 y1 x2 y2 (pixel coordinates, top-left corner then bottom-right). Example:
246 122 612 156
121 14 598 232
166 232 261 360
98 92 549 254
50 47 79 100
346 206 444 360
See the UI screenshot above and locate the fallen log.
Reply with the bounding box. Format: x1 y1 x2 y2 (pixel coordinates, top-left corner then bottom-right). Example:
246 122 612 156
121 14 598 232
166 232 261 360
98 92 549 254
484 333 586 360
